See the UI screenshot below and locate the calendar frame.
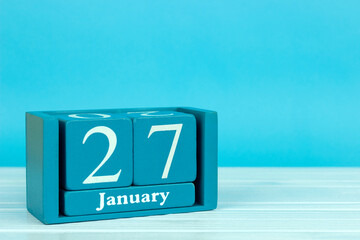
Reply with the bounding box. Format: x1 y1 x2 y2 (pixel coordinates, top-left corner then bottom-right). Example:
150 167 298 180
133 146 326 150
26 107 218 224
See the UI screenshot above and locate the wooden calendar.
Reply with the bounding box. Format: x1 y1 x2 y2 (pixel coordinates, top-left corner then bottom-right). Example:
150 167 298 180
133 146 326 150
26 107 217 224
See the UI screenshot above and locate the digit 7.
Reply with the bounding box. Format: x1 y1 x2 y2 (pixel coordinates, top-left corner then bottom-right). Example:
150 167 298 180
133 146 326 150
147 124 183 179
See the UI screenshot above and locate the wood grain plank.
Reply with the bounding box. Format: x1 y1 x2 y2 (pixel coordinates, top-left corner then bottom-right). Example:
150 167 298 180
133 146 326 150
0 167 359 240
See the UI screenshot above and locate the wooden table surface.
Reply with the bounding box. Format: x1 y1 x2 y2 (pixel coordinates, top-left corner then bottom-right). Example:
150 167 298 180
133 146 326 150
1 167 360 239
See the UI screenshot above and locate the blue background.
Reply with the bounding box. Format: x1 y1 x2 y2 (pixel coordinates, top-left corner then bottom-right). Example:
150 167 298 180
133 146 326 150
1 0 360 167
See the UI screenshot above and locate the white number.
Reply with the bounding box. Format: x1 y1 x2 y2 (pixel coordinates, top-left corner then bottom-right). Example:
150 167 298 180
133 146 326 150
127 111 174 116
69 113 111 119
82 126 121 184
148 124 183 179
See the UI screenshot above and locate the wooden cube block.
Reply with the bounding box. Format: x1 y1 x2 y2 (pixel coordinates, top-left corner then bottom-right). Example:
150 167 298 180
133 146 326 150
127 111 196 186
57 113 133 190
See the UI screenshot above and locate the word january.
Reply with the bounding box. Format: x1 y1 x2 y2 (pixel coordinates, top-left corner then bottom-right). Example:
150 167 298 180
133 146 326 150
96 191 170 211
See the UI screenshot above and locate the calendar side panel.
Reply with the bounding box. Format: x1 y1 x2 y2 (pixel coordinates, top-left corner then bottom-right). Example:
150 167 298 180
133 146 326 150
176 107 218 209
26 112 60 224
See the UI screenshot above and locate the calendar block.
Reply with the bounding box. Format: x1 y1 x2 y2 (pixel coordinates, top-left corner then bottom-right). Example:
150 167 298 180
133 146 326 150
127 111 196 185
58 113 133 190
61 183 195 216
26 107 218 224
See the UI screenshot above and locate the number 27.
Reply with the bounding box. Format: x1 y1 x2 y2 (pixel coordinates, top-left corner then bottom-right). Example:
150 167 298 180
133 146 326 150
82 123 183 184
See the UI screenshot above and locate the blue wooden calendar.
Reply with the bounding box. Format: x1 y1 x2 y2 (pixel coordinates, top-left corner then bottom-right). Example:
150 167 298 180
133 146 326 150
26 107 218 224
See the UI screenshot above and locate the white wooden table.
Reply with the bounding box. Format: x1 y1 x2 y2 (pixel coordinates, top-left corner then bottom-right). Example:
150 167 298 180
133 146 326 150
1 167 360 239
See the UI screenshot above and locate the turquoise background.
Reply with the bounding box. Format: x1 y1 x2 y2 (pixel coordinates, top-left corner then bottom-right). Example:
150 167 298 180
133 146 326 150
1 0 360 166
